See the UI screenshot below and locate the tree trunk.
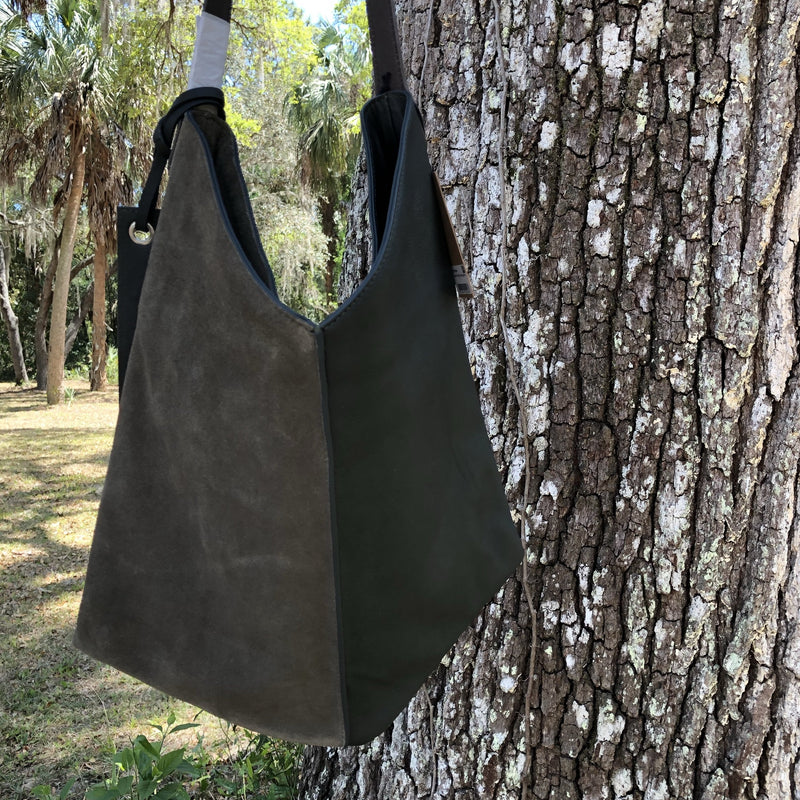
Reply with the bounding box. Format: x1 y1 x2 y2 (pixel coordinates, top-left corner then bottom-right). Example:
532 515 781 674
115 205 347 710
90 242 107 391
34 237 59 390
65 278 93 361
319 195 338 302
0 239 28 385
46 141 85 405
298 0 800 797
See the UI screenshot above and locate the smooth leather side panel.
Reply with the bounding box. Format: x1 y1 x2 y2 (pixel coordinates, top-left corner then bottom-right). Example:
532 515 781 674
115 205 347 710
323 93 522 745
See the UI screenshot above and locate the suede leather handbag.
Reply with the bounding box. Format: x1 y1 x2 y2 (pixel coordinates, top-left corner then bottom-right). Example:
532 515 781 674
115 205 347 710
74 0 521 747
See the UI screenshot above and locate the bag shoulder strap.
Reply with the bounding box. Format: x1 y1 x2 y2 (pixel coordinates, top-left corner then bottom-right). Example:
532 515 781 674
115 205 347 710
131 0 408 236
363 0 408 94
192 0 407 95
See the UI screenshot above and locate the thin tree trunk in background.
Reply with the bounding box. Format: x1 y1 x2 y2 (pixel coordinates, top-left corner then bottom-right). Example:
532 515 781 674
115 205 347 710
65 280 93 361
298 0 800 797
66 261 117 360
319 196 338 302
0 239 28 384
99 0 110 49
46 142 85 405
34 241 91 390
90 242 107 391
34 238 58 390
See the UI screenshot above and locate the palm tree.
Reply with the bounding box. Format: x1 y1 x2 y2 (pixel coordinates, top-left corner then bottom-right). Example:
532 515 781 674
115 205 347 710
286 20 370 302
0 0 146 400
84 98 139 391
7 0 44 17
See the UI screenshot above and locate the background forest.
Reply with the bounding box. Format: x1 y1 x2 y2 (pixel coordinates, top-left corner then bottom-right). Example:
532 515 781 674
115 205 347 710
0 0 371 397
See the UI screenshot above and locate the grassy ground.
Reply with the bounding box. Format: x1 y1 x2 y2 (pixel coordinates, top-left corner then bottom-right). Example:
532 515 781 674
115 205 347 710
0 381 300 799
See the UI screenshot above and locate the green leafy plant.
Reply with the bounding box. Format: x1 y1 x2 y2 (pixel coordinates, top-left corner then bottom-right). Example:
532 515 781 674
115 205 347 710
106 346 119 385
185 724 301 800
31 780 76 800
215 733 301 800
84 712 201 800
24 715 302 800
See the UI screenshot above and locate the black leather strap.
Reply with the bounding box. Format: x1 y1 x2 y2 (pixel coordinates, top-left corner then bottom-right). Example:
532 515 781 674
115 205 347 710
202 0 231 22
364 0 407 93
133 87 225 233
201 0 406 93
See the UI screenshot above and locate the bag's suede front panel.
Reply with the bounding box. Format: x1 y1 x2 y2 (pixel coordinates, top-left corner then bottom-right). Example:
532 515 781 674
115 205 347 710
322 92 523 744
74 112 345 746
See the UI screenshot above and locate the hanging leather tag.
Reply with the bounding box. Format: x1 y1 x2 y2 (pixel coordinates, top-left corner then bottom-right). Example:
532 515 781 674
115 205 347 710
432 173 474 298
116 206 160 395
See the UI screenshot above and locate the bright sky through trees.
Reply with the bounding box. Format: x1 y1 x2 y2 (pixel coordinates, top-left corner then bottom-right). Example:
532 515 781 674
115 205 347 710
294 0 336 22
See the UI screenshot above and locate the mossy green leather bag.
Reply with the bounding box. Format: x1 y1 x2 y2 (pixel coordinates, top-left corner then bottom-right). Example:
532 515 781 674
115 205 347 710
74 0 521 746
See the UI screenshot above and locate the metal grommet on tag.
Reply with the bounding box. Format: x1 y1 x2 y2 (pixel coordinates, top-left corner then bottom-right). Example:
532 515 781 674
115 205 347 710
128 221 155 245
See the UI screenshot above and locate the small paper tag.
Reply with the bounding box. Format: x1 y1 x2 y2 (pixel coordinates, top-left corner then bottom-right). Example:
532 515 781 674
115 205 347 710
432 173 474 298
451 264 474 297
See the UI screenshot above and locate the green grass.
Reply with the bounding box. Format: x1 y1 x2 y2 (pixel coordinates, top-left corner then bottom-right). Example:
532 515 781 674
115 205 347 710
0 381 302 799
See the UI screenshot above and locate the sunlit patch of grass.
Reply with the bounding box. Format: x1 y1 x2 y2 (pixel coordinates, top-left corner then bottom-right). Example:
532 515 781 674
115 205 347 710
0 382 264 798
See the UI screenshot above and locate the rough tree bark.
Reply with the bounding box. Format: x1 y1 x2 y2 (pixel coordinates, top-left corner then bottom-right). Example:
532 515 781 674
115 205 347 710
34 237 59 390
90 241 107 391
46 141 85 405
298 0 800 797
0 238 28 384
